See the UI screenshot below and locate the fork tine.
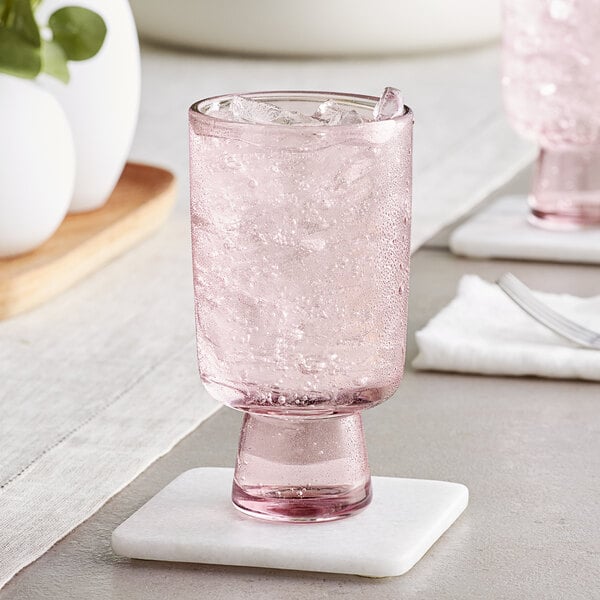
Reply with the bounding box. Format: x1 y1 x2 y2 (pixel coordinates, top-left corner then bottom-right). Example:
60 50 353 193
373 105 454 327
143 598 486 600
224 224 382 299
506 294 584 338
501 276 600 348
501 274 597 339
497 273 600 349
504 292 597 346
509 289 592 337
499 275 588 335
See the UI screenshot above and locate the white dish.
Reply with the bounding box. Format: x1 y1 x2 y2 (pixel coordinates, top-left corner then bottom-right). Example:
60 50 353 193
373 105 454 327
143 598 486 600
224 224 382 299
130 0 501 56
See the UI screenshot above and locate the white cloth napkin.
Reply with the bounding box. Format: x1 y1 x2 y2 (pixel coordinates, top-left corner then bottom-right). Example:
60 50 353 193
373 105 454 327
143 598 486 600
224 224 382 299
413 275 600 381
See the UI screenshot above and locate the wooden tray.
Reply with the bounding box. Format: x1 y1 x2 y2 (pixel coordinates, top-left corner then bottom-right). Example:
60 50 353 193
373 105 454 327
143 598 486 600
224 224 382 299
0 162 176 320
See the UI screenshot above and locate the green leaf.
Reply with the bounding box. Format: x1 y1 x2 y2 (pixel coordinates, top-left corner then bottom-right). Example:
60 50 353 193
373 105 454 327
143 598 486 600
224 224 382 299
48 6 106 61
41 38 69 83
0 27 41 78
10 0 40 46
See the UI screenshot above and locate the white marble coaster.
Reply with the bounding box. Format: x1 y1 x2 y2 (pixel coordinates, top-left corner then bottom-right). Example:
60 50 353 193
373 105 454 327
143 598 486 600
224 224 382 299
111 467 468 578
450 196 600 264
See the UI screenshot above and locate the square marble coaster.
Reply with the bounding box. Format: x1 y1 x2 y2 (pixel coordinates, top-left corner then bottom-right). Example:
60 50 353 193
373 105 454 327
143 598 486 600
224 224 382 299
112 467 468 578
450 196 600 264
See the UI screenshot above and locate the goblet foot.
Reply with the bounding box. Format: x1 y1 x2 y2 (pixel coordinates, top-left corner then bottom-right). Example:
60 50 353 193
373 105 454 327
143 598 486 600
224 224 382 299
232 412 372 522
530 146 600 229
529 206 600 229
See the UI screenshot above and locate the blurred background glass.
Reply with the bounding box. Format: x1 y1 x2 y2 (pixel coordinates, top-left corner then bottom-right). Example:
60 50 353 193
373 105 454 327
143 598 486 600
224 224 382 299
502 0 600 228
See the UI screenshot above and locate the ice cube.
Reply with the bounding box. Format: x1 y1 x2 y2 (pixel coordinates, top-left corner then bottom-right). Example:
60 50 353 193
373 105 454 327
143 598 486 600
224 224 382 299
314 100 341 122
203 101 235 122
274 110 320 125
313 100 365 126
229 95 283 124
373 87 405 121
338 110 365 125
208 107 236 122
204 101 222 115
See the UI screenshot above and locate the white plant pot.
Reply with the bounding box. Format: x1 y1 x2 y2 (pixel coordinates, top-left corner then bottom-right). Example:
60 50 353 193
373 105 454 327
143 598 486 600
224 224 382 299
0 76 75 258
39 0 141 213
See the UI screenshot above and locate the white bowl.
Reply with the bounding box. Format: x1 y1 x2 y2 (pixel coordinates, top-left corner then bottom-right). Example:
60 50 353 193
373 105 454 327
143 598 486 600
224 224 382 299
130 0 500 56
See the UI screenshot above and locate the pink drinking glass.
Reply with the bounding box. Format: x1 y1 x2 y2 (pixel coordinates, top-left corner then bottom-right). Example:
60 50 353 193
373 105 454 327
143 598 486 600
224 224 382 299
189 92 413 522
502 0 600 228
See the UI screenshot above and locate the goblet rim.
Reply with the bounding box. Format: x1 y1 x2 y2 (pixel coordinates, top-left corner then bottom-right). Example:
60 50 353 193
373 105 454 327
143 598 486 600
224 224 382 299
189 89 413 131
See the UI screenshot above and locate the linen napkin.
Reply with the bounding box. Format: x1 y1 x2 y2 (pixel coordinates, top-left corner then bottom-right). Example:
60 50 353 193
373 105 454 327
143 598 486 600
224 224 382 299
413 275 600 381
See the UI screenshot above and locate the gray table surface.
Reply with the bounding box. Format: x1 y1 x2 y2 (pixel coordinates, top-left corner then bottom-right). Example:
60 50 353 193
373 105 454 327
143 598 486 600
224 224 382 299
2 231 599 599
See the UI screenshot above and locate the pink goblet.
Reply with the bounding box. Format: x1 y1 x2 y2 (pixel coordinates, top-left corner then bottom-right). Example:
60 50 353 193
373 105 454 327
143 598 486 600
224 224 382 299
502 0 600 228
189 91 412 522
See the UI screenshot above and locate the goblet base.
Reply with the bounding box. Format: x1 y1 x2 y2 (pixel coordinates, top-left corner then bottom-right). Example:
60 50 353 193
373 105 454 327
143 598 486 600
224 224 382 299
232 480 372 522
529 206 600 230
232 412 372 522
530 146 600 230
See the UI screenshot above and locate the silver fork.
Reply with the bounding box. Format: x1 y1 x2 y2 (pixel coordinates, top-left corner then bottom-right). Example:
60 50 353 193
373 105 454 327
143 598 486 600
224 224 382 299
496 273 600 350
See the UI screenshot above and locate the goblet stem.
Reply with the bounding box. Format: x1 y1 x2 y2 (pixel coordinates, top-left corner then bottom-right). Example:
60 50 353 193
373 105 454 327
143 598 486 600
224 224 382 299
530 145 600 229
232 412 372 522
